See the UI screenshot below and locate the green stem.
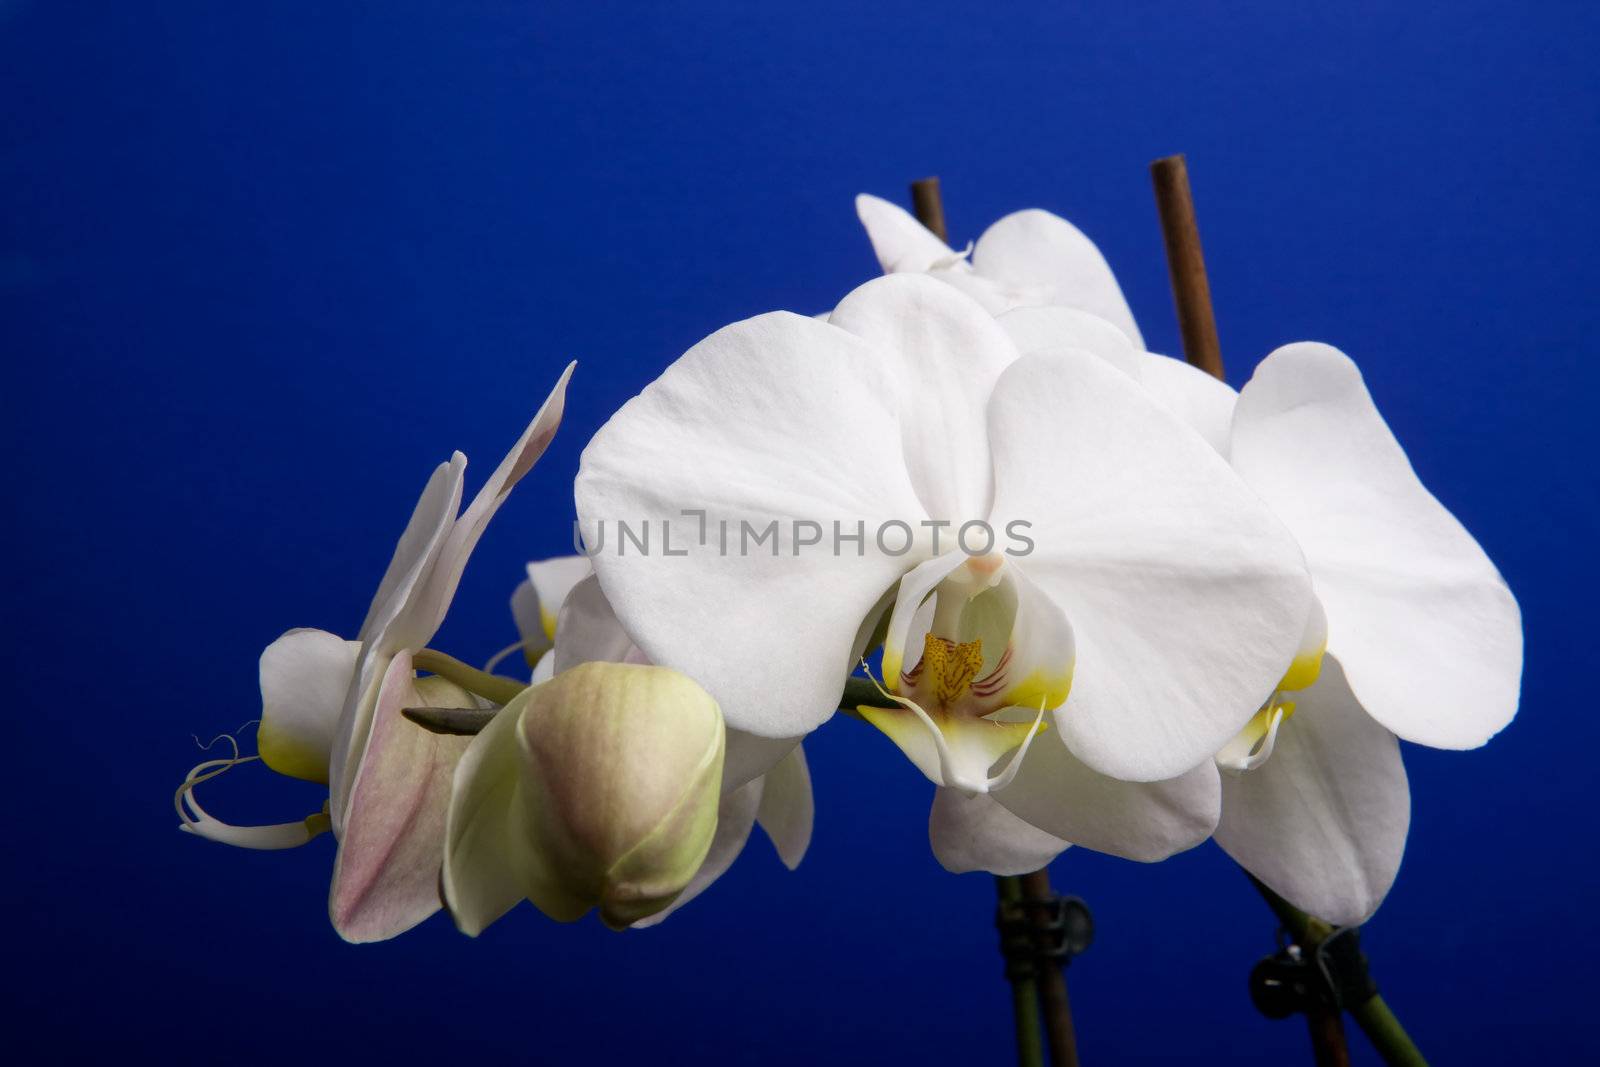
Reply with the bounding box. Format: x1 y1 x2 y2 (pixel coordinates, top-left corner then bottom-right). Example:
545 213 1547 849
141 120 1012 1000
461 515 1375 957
412 648 527 706
1349 996 1428 1067
1246 875 1429 1066
997 875 1045 1067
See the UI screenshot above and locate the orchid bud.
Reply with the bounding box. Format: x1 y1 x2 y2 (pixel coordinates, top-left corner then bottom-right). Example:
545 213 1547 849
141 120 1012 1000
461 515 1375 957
443 661 724 934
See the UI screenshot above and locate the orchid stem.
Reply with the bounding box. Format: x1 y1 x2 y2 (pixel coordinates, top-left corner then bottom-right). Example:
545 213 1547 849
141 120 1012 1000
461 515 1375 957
997 876 1046 1067
1247 876 1428 1067
411 648 527 706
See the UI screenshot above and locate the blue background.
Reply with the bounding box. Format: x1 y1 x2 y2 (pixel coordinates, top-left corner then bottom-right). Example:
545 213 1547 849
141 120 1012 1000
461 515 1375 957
4 2 1594 1062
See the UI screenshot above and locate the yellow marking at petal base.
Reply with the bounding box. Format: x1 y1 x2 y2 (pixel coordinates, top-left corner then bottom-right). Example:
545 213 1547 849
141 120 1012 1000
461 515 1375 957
1000 666 1075 717
922 634 984 704
257 722 330 785
540 607 558 642
882 644 903 692
1277 645 1325 694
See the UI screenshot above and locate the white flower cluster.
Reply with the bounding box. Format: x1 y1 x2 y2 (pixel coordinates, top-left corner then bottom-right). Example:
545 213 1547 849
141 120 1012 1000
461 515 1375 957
174 191 1521 944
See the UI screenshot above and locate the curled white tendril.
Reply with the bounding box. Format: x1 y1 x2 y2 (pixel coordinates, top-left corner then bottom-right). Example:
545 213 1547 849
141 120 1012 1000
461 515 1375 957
174 725 330 851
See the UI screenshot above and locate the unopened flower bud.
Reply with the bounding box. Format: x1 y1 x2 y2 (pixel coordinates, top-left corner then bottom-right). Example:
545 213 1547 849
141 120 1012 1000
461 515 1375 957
443 661 724 934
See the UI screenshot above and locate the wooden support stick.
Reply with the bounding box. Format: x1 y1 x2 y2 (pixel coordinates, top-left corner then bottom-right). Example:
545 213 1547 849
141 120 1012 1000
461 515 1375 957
910 177 949 243
1149 155 1225 378
1152 155 1352 1064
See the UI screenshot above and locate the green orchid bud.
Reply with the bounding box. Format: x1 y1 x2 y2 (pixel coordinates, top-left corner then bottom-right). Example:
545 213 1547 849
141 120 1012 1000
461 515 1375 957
442 661 724 934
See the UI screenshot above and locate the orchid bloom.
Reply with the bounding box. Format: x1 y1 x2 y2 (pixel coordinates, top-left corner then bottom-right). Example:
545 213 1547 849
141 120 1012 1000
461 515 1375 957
486 557 812 928
855 193 1144 350
174 363 575 942
859 194 1522 910
575 273 1316 874
1140 342 1522 924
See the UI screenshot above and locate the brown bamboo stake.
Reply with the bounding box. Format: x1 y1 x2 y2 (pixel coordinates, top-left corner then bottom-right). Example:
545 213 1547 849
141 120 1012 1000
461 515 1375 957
910 177 949 243
1150 155 1351 1067
1149 155 1225 378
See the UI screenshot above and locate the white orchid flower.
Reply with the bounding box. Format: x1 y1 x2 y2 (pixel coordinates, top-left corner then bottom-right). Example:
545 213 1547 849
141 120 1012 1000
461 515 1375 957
497 558 812 926
575 273 1315 871
175 363 575 942
1135 342 1521 924
855 193 1144 350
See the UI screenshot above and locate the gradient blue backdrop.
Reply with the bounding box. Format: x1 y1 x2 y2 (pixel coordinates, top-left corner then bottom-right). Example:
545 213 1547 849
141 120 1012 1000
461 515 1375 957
4 2 1595 1062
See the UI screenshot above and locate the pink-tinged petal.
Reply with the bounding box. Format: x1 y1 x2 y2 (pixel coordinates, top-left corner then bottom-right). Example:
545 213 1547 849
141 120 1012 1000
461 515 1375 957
405 362 576 647
329 457 464 829
329 652 475 943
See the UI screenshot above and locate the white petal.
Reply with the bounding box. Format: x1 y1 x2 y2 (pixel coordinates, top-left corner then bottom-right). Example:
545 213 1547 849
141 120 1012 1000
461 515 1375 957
972 208 1144 348
1214 655 1409 926
354 457 466 647
881 551 970 688
575 310 927 738
631 777 764 929
987 349 1314 781
330 653 474 943
755 744 813 869
996 306 1143 382
256 628 360 785
994 731 1220 861
829 273 1022 520
855 192 956 274
929 788 1069 875
551 574 646 674
1139 352 1239 457
1231 343 1522 748
723 727 803 793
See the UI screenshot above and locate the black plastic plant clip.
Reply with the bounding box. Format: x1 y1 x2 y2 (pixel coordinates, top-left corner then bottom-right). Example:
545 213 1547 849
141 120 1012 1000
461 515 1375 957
996 892 1094 980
